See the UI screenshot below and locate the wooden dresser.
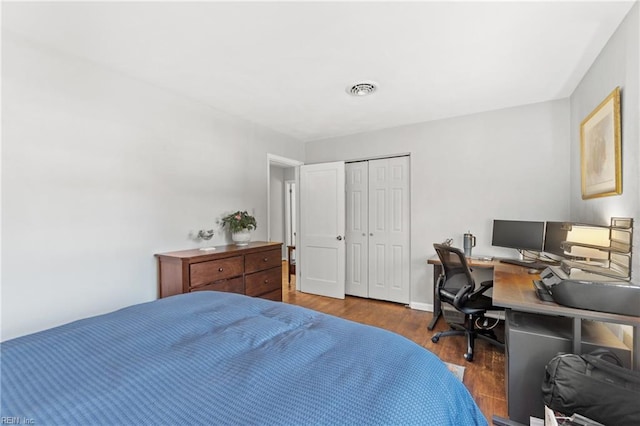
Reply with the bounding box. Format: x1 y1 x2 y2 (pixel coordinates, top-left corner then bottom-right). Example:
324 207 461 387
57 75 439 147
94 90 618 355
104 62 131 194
156 241 283 301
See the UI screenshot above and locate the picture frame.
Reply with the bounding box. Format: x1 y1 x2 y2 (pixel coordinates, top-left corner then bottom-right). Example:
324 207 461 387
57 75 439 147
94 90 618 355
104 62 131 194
580 87 622 199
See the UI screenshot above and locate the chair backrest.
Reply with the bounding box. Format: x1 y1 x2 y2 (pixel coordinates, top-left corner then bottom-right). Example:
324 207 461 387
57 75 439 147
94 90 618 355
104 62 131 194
433 243 476 308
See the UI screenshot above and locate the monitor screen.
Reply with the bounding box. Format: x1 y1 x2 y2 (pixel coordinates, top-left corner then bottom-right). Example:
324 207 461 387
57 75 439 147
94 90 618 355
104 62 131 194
491 220 545 251
543 221 569 257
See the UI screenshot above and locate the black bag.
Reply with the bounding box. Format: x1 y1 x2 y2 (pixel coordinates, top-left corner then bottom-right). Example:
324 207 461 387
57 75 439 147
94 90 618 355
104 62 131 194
542 350 640 426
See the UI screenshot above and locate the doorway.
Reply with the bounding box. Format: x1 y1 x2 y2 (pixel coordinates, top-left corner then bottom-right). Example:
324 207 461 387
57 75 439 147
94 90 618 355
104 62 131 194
267 154 303 281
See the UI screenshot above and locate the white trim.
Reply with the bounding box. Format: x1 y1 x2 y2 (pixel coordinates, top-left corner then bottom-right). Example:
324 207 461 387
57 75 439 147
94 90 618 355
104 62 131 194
267 153 304 168
409 301 433 312
343 152 411 164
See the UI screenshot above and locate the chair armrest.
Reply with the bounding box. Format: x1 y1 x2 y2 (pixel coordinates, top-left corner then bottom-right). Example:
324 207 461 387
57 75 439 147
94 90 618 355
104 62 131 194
452 284 474 308
479 280 493 290
468 280 493 299
440 288 459 301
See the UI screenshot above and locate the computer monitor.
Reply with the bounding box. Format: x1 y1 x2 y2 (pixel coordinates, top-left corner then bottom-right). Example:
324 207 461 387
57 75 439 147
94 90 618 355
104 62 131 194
543 221 569 258
491 220 545 252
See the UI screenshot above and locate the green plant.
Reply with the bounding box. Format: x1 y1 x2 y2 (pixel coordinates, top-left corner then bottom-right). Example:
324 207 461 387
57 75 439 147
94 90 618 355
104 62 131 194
220 210 257 233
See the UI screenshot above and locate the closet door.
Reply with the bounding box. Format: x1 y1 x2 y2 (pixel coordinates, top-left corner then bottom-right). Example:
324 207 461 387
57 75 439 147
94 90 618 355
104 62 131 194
345 162 368 298
367 157 410 304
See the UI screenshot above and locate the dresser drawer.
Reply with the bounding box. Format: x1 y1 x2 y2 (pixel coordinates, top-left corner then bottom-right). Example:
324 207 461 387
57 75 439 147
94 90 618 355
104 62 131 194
245 248 282 274
190 256 243 288
189 276 244 294
245 267 282 297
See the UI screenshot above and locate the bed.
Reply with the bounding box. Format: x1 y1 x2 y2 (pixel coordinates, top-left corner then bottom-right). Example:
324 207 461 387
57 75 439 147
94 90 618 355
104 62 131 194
1 291 487 425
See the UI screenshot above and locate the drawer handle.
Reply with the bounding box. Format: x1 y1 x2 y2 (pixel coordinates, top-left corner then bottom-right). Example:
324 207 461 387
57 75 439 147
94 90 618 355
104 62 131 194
264 279 269 284
218 267 224 272
263 257 268 262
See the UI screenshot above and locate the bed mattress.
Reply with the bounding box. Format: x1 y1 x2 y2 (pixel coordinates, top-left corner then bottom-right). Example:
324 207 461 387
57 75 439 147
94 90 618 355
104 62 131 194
1 291 486 425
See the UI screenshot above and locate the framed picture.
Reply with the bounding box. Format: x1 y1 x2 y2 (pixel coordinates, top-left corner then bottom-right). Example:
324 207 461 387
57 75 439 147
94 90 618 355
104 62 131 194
580 87 622 199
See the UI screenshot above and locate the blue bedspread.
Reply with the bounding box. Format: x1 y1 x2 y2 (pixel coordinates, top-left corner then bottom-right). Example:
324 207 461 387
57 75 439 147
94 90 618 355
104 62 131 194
1 292 487 425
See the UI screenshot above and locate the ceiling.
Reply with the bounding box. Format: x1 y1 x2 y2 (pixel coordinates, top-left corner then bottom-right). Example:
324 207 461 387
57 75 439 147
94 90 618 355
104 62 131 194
2 1 636 142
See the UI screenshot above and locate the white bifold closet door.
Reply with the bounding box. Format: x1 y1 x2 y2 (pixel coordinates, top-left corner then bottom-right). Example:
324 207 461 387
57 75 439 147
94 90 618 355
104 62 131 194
346 156 410 304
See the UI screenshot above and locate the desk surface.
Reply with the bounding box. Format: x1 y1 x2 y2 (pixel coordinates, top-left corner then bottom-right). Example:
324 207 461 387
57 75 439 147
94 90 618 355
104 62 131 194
492 264 640 327
427 256 497 268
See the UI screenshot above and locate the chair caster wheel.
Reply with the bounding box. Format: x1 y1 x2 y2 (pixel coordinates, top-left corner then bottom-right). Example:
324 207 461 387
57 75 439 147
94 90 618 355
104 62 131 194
463 353 473 362
431 336 440 343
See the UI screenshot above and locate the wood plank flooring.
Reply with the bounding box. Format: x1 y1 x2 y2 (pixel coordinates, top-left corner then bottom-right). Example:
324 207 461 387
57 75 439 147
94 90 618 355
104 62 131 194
282 263 508 422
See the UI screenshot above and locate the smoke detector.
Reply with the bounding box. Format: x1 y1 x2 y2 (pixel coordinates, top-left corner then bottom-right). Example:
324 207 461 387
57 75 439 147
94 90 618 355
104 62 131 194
347 81 378 96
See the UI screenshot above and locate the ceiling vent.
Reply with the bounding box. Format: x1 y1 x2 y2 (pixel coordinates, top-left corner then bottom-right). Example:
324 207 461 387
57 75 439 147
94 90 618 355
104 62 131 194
347 81 378 96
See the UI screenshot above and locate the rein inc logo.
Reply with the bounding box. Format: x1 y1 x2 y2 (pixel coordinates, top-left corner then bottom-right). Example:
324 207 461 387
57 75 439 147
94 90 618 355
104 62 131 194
1 418 35 424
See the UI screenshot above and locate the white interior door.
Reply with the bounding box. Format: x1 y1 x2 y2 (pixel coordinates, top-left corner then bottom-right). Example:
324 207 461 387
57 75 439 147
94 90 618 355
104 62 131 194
368 157 411 303
299 161 346 299
345 162 368 298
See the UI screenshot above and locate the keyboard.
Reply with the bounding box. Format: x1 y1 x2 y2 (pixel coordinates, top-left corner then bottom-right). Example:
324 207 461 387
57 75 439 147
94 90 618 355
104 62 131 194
498 258 552 270
533 280 554 302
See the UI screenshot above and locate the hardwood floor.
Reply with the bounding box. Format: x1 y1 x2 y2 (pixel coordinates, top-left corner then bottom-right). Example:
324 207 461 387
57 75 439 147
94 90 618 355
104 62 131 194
281 263 508 422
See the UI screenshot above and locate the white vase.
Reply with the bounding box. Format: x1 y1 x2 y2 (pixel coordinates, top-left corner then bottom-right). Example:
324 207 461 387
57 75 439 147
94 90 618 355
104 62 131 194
231 229 251 246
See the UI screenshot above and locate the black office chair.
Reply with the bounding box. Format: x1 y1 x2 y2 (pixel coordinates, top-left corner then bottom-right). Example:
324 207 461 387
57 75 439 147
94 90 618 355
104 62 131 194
431 243 505 361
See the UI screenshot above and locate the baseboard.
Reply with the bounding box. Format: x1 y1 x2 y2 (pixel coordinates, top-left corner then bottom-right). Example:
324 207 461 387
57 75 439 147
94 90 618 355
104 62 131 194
408 301 503 320
409 302 433 312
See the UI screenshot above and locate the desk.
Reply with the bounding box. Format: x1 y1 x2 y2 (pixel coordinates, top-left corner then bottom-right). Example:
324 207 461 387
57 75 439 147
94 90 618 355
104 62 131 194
427 256 639 369
429 256 639 422
493 263 639 422
492 263 640 370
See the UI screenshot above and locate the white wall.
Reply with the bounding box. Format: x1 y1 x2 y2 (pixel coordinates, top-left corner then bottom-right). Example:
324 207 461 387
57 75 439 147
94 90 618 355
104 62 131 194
569 2 640 282
1 32 304 340
305 99 571 307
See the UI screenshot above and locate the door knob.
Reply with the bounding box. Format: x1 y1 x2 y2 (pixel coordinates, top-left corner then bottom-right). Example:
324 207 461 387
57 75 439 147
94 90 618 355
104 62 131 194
337 236 343 241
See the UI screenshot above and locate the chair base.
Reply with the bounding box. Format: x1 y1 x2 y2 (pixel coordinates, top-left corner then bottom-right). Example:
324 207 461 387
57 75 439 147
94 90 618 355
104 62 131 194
431 319 504 362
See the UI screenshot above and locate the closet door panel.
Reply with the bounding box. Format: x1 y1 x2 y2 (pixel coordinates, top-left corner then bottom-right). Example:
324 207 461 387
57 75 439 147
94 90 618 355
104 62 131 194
368 157 411 304
345 162 368 297
387 157 411 303
390 244 405 290
369 242 387 298
367 159 387 300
